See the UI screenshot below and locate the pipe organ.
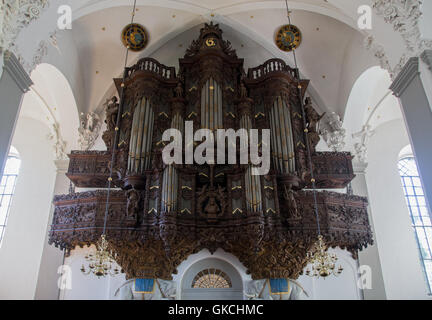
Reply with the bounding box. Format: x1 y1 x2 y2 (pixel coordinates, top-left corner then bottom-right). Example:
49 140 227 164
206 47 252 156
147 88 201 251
50 23 373 280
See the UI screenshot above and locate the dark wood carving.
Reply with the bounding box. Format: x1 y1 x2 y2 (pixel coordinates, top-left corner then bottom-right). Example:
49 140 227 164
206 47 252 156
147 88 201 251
50 23 373 280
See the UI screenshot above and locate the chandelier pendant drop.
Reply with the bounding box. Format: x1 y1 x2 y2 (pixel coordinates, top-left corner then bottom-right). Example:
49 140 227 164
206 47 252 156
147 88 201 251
305 235 343 278
283 0 343 278
80 235 121 277
80 0 138 278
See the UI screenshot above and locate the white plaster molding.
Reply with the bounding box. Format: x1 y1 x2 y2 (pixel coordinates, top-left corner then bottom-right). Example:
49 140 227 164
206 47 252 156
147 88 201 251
319 112 346 152
2 50 32 92
54 159 69 174
78 111 101 150
369 0 432 78
13 30 56 74
0 0 49 54
421 49 432 71
389 56 419 97
353 161 369 175
373 0 429 52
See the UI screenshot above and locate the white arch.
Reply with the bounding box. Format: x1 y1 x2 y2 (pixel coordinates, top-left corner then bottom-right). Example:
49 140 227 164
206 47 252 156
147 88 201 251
173 248 251 300
343 65 404 159
29 63 80 154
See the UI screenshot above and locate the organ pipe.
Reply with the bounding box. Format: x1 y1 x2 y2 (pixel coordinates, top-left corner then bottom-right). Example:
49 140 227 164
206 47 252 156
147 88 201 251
201 78 223 130
269 96 295 174
240 113 263 213
128 97 154 175
161 111 183 213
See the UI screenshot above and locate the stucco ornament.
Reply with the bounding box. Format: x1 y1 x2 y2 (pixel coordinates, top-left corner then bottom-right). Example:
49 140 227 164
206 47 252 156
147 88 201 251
78 112 101 151
369 0 432 78
47 122 68 160
319 112 346 152
352 125 375 165
0 0 49 54
364 35 393 75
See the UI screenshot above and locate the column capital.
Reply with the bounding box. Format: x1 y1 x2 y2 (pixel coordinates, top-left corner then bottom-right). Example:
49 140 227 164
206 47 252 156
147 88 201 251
421 50 432 71
2 51 32 93
353 161 368 175
54 159 69 174
390 57 419 98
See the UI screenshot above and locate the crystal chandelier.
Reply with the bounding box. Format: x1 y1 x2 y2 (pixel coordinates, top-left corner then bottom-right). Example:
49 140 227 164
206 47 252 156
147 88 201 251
80 235 121 277
284 0 343 278
305 235 343 278
80 0 138 278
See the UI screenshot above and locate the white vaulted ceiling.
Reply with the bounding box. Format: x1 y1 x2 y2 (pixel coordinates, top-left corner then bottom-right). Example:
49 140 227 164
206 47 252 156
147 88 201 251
16 0 388 117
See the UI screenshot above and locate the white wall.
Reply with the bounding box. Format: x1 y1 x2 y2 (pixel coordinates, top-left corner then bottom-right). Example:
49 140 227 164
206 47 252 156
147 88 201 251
0 117 56 299
365 118 431 299
419 1 432 40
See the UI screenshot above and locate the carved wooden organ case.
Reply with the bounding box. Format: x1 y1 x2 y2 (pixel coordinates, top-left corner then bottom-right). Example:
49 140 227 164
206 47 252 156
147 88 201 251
50 23 373 280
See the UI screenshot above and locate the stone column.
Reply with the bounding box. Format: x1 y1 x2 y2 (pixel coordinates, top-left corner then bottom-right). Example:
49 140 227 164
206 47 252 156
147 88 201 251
0 51 32 175
390 51 432 217
352 161 387 300
34 159 70 300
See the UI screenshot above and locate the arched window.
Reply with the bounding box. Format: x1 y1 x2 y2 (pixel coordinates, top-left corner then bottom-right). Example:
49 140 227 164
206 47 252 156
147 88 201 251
192 269 232 289
398 157 432 293
0 147 21 246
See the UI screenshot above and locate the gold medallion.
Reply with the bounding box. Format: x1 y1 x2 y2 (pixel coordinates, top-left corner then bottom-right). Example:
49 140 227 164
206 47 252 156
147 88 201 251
275 24 302 52
121 23 148 52
205 37 217 47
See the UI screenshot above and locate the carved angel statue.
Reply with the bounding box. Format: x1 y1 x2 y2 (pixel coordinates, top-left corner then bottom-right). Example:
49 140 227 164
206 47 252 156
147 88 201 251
174 82 184 98
304 98 325 150
126 189 140 220
105 96 119 132
283 185 301 220
239 81 248 99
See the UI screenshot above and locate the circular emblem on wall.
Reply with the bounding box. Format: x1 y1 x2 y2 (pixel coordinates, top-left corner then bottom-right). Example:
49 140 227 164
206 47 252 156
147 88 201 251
121 23 148 52
275 24 302 52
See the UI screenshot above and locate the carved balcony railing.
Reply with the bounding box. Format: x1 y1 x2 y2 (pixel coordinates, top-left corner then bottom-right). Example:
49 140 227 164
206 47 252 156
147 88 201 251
247 58 298 80
296 191 372 253
66 151 111 188
126 57 176 80
309 152 355 189
49 189 372 279
49 190 127 251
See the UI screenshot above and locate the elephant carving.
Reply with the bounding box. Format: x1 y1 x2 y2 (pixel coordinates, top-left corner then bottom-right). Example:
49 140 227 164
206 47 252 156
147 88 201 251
114 279 177 300
244 279 308 300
